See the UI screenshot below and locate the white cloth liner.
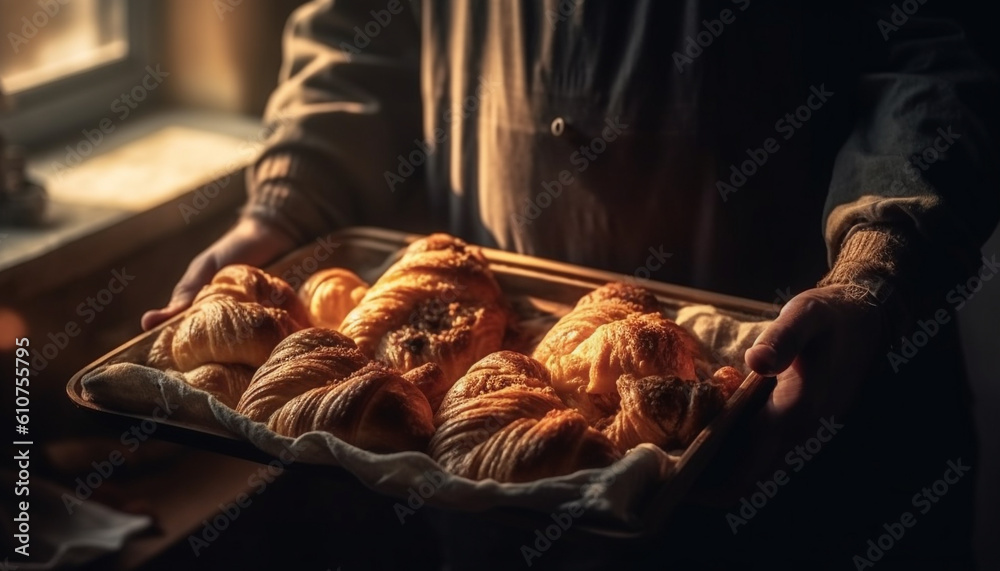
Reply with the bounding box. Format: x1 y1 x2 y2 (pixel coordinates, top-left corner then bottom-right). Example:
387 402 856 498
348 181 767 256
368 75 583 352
80 304 770 531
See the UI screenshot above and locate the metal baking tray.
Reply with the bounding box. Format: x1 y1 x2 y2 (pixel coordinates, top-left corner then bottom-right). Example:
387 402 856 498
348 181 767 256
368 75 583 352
67 226 775 536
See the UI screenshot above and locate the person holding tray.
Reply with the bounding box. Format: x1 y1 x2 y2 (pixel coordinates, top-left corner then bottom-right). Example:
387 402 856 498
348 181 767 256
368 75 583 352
143 1 998 569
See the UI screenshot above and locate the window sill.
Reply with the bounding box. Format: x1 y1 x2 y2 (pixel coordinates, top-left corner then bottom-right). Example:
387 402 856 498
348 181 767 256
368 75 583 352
0 109 265 299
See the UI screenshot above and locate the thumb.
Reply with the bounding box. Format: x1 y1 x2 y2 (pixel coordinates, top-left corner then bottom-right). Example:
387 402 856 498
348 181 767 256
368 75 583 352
745 293 832 376
140 256 218 330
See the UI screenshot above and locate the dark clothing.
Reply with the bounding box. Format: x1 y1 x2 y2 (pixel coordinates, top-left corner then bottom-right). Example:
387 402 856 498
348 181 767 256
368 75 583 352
248 0 999 302
243 1 997 568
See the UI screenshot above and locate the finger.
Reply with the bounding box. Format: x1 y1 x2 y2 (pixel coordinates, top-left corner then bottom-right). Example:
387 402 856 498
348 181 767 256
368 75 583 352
139 218 298 331
139 289 202 331
745 293 832 376
140 256 218 331
140 307 180 331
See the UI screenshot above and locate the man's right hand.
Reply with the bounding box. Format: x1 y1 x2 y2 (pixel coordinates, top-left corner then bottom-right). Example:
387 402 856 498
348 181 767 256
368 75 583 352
140 217 297 331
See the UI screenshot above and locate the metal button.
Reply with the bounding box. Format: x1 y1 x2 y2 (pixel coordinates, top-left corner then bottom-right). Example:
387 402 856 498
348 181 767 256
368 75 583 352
550 116 565 136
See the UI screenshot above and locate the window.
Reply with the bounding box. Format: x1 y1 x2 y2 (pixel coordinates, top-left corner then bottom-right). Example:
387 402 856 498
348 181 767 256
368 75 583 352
1 0 128 94
0 0 152 147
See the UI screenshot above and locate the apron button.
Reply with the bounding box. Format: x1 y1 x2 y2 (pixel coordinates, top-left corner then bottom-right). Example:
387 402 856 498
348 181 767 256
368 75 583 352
550 117 565 136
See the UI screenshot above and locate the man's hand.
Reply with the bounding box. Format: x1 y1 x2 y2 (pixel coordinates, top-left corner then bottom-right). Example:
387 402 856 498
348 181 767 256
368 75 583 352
699 284 890 504
747 283 887 420
140 217 297 331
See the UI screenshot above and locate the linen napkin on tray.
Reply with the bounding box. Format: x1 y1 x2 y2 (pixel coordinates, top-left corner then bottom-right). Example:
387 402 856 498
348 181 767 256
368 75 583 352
80 304 770 531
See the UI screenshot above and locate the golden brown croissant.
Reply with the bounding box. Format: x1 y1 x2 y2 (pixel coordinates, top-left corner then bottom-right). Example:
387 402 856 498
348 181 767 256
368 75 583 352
193 264 312 327
532 283 664 379
533 283 741 452
599 370 739 451
298 268 369 329
146 324 179 370
181 364 256 409
539 312 703 419
236 328 435 452
146 265 308 407
430 351 621 482
148 300 302 371
236 327 368 423
401 362 450 412
339 234 510 394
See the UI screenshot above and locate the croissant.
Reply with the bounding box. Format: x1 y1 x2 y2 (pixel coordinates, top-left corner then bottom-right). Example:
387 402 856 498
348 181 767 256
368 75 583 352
171 299 303 371
339 234 510 397
146 265 308 406
193 264 312 328
298 268 369 329
181 364 256 409
236 328 435 452
401 362 449 412
236 327 369 423
533 283 741 452
430 351 621 482
599 366 743 451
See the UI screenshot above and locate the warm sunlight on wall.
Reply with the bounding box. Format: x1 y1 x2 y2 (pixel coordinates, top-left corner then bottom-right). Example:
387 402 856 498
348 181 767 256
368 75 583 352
161 1 302 115
0 0 128 93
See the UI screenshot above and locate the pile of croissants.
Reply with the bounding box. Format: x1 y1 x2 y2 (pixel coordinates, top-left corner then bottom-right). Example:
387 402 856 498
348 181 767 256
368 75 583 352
144 234 742 482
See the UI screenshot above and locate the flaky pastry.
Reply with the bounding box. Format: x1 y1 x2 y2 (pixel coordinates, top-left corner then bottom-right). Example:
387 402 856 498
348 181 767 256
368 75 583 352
534 283 742 452
340 234 510 400
236 328 435 452
430 351 621 482
298 267 369 329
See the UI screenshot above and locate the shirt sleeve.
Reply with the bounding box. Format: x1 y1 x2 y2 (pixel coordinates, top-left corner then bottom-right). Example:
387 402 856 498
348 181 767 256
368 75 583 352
820 6 1000 307
243 0 423 244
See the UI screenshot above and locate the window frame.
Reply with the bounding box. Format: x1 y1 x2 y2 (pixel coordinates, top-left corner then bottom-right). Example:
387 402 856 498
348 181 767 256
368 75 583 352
0 0 157 148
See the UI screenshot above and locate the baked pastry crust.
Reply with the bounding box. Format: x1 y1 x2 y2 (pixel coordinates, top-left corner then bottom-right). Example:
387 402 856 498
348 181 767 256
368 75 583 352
534 283 741 452
181 364 256 409
430 351 621 482
236 328 435 452
298 267 369 329
140 245 743 468
339 234 510 398
193 264 312 328
146 265 308 406
171 298 302 371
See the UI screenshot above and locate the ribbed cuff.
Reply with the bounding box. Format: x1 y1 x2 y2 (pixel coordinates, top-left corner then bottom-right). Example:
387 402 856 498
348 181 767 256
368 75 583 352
818 226 912 299
242 151 341 244
818 225 921 344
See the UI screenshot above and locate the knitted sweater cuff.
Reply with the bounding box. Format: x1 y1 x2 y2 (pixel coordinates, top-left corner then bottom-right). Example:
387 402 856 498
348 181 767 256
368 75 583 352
242 151 340 244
